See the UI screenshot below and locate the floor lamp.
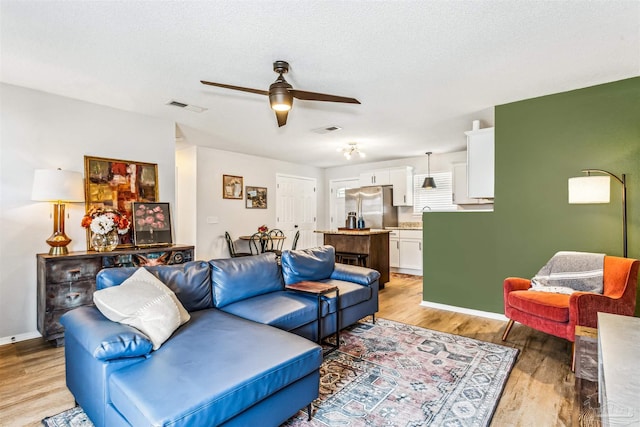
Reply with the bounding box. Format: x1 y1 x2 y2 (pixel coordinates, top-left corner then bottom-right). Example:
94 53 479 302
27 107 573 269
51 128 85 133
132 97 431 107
31 169 85 255
568 169 627 258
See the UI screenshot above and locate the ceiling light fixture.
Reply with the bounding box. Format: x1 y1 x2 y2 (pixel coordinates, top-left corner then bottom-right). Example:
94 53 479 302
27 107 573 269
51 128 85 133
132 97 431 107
338 143 366 160
422 152 436 189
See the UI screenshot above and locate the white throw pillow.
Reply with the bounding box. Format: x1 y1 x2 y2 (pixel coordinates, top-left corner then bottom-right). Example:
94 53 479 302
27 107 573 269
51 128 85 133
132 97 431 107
93 267 190 350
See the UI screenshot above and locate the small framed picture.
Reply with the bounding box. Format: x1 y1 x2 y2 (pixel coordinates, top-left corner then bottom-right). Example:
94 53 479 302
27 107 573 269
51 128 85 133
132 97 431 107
223 175 244 199
246 186 267 209
132 202 173 247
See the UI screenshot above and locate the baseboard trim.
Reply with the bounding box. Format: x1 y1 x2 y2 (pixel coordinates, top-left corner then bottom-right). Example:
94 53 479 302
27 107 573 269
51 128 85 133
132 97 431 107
0 331 42 346
420 300 509 322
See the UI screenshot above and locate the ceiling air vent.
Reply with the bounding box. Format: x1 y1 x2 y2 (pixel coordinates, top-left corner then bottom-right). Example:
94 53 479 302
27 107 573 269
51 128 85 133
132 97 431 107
312 125 343 134
166 100 207 113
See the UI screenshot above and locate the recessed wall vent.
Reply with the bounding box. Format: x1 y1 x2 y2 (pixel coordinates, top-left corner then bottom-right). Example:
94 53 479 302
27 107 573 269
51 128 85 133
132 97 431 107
166 100 207 113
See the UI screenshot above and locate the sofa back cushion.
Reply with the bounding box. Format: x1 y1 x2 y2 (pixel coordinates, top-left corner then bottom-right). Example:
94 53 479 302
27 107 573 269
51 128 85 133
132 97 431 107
281 245 335 285
96 261 213 312
210 252 284 308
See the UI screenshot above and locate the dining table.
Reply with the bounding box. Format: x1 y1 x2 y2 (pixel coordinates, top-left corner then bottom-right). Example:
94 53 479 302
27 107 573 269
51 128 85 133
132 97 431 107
239 234 286 253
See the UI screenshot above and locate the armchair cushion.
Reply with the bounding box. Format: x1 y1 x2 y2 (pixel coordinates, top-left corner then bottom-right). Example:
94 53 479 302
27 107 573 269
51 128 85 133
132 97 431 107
507 291 570 323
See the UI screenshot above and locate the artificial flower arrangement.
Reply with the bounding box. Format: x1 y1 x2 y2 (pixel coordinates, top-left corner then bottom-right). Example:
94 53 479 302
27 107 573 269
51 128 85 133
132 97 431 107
81 207 131 235
258 224 269 233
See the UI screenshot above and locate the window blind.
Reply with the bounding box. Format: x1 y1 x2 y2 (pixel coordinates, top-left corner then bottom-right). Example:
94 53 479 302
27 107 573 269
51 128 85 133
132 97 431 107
413 172 458 213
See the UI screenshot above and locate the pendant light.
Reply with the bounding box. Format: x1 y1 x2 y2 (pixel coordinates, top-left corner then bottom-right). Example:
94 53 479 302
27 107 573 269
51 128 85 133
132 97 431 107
422 152 436 189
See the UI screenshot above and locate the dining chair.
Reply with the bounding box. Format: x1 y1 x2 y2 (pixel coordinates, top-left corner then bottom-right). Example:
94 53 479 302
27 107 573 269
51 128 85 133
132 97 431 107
248 232 266 255
225 232 251 258
291 230 300 250
267 229 285 256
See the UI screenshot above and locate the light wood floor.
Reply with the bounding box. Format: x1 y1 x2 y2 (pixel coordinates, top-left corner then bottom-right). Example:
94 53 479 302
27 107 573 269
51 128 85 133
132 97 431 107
0 273 587 426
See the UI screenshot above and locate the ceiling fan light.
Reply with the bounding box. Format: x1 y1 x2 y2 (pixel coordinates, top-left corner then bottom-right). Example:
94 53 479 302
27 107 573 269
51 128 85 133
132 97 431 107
269 86 292 112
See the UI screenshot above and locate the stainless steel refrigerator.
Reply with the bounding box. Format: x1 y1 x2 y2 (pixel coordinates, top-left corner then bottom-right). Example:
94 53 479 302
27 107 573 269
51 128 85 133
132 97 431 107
345 186 398 229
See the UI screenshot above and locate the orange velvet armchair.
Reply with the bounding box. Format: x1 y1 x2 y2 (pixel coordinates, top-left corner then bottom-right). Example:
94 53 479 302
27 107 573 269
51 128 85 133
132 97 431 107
502 255 639 344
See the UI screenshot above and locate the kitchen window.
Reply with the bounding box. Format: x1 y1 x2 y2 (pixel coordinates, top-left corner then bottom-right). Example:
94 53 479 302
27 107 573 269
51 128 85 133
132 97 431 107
413 172 457 213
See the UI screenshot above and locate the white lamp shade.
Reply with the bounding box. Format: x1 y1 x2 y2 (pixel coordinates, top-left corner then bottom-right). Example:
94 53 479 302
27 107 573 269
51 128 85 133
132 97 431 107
568 176 610 204
31 169 85 202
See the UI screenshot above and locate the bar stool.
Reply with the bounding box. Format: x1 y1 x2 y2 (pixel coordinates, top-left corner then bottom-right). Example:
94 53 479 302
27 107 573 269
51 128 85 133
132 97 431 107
336 252 368 267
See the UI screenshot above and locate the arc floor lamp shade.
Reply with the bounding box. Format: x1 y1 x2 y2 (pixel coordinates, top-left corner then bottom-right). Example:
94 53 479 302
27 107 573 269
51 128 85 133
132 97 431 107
568 170 627 258
31 169 85 255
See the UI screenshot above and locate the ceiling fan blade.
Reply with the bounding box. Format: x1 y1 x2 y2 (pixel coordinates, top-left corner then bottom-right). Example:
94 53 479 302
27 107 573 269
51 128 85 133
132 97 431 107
275 110 288 127
289 89 360 104
200 80 269 96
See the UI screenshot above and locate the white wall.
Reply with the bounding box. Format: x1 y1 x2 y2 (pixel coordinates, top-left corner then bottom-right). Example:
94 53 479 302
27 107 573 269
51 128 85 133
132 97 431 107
176 125 326 261
324 151 467 222
0 83 176 342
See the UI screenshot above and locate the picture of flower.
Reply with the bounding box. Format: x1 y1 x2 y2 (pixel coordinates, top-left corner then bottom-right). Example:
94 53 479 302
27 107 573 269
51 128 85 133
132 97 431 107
131 202 173 246
81 207 131 235
135 204 169 231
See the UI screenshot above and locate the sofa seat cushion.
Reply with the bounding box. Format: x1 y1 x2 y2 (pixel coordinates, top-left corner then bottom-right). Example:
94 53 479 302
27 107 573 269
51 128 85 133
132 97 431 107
508 290 570 323
108 309 322 427
318 279 373 313
220 291 319 331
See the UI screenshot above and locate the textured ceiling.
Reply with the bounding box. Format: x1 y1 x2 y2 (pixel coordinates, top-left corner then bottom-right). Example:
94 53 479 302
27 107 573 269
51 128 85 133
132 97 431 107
2 1 639 168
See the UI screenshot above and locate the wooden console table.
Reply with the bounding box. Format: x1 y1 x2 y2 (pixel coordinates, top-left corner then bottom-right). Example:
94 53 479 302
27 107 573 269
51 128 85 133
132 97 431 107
37 244 194 347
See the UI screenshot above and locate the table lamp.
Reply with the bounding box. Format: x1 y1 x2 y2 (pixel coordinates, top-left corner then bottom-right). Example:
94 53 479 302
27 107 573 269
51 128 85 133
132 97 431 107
31 168 85 255
568 169 627 257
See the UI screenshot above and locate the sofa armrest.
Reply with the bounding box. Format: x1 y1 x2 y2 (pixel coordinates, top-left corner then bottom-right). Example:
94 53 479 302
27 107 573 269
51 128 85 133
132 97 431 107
330 263 381 286
61 306 153 361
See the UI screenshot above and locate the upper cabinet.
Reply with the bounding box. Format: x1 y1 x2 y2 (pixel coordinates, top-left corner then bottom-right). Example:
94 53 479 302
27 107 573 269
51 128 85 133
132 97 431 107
452 162 492 205
465 127 494 199
359 166 413 206
359 169 390 186
389 166 414 206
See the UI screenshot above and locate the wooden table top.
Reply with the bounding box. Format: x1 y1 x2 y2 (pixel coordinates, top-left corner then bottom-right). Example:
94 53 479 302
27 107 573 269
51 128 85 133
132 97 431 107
239 235 286 240
285 281 338 294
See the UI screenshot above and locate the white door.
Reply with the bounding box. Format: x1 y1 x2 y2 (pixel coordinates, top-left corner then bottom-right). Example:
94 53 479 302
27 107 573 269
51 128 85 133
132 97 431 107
329 178 359 230
276 175 317 250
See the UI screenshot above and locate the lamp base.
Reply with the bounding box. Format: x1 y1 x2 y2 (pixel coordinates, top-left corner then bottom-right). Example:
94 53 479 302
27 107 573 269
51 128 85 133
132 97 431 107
48 245 70 256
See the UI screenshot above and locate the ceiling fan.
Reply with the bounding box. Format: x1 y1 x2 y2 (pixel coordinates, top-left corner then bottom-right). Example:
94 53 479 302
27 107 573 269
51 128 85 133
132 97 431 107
201 60 360 127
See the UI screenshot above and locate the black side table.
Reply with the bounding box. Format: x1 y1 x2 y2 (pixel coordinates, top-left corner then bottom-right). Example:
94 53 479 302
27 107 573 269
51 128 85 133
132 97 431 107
285 281 340 355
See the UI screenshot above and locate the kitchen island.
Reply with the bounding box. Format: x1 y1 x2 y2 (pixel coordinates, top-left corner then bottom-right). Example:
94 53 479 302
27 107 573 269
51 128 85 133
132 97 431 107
315 229 390 287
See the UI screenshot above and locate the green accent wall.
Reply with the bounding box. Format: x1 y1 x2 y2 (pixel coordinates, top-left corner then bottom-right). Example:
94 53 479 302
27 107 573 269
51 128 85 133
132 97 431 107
423 77 640 315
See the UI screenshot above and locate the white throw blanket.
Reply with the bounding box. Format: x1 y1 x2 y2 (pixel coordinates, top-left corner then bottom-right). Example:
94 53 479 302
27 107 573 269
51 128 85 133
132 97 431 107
530 251 605 295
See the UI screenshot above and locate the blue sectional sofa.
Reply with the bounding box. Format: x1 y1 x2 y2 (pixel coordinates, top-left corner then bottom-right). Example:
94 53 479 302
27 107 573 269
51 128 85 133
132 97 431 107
61 246 380 427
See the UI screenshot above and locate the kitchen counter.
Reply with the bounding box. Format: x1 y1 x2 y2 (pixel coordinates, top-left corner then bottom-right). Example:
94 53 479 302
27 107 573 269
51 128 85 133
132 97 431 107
314 229 391 235
316 230 390 287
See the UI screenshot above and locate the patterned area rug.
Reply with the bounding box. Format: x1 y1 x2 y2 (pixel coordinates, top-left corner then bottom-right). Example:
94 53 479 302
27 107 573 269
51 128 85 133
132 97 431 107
42 318 517 427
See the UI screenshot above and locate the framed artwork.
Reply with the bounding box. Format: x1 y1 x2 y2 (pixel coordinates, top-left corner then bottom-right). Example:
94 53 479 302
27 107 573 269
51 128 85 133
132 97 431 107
84 155 158 249
223 175 243 199
132 202 173 247
246 186 267 209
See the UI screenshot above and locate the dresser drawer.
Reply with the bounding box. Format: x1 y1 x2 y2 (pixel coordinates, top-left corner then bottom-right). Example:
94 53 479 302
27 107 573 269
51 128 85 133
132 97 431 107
46 279 95 311
43 308 71 337
45 258 102 283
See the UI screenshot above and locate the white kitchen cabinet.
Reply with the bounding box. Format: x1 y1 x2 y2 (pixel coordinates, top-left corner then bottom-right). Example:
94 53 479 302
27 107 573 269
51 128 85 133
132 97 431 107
452 162 492 205
465 127 494 199
359 169 390 187
389 166 414 206
398 230 422 271
389 230 400 268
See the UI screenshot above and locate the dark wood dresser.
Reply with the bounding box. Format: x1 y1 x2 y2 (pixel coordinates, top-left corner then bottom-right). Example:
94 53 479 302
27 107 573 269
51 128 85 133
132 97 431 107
37 244 194 346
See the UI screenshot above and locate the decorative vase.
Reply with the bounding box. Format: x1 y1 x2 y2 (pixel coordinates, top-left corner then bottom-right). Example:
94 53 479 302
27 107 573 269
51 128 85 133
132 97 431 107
91 230 119 252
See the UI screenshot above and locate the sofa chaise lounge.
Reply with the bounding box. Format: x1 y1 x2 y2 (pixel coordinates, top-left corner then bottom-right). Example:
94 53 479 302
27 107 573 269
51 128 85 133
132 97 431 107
61 245 380 427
